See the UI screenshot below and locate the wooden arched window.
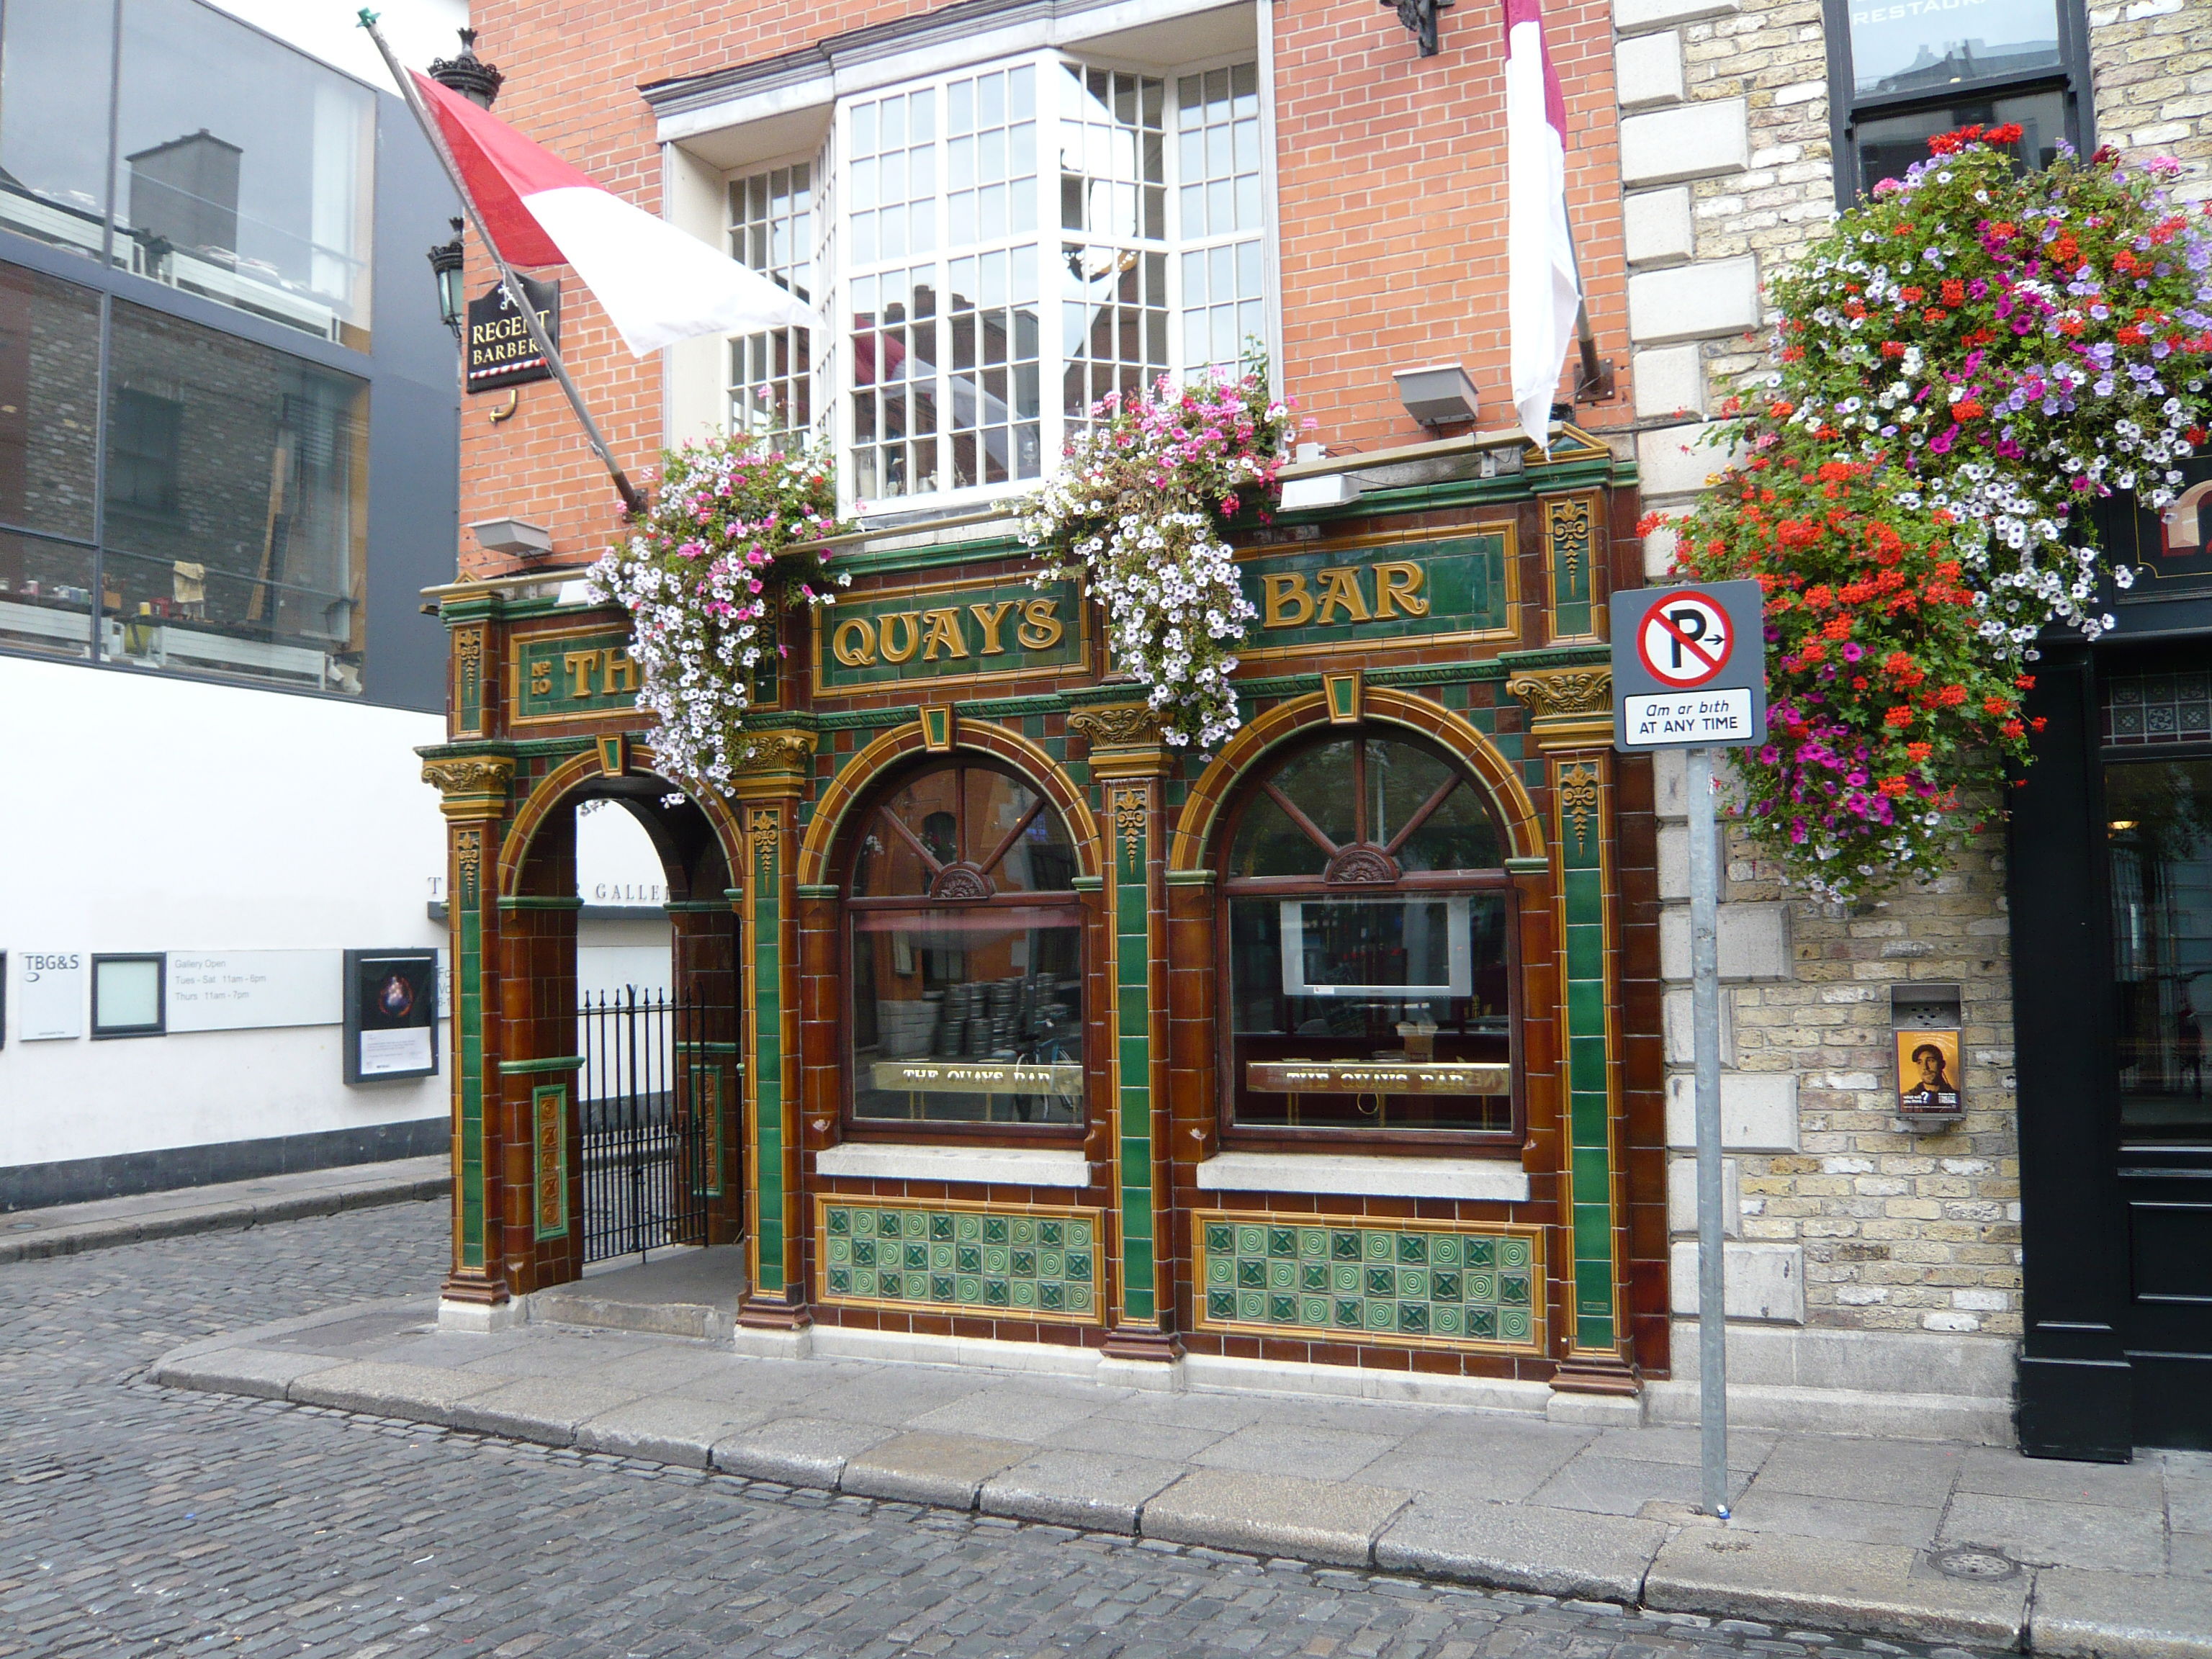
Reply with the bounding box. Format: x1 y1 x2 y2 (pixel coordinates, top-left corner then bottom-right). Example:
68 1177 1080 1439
1218 730 1517 1143
845 759 1085 1131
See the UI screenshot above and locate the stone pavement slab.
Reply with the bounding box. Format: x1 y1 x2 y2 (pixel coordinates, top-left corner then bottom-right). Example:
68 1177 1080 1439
1141 1468 1412 1565
1374 1494 1670 1601
289 1358 512 1424
2030 1568 2212 1659
1645 1527 2031 1647
572 1393 777 1466
0 1154 448 1262
979 1447 1188 1532
841 1430 1035 1506
707 1413 894 1485
447 1377 649 1444
1939 1491 2168 1574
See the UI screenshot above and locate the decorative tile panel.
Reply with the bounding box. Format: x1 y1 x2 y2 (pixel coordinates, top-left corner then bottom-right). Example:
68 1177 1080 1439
2104 669 2212 747
817 1198 1106 1324
1192 1211 1545 1352
531 1082 568 1241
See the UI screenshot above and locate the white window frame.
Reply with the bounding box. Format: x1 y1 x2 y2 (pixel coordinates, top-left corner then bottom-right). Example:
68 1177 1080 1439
714 38 1276 516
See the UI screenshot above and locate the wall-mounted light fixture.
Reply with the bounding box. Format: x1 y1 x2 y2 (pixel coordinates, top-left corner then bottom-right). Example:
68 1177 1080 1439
1393 362 1480 427
428 27 503 109
427 217 465 336
1378 0 1453 56
471 518 554 559
1280 473 1364 511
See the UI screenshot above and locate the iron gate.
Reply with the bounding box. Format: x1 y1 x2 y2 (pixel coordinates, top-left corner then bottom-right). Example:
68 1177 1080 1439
579 986 711 1263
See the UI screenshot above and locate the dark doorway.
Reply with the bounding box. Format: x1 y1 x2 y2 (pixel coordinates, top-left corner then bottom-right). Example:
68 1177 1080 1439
2014 645 2212 1457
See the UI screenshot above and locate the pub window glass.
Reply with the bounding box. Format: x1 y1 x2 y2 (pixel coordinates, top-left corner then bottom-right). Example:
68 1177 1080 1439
848 760 1085 1128
102 298 369 695
112 0 376 347
2107 755 2212 1141
1222 732 1515 1138
1828 0 2083 202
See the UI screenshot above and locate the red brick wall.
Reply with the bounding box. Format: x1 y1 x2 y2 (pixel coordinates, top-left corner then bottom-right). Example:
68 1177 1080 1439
460 0 1632 571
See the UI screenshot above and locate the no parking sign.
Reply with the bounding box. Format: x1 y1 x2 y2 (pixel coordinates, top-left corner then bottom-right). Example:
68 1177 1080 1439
1611 580 1767 752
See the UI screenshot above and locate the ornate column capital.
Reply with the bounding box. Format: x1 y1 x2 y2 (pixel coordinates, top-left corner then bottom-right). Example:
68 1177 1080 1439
1070 702 1173 781
421 753 514 819
723 729 817 801
1504 667 1614 753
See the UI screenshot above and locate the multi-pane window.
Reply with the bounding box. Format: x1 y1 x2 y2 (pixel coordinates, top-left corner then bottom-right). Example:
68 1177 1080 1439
1177 65 1264 377
784 53 1270 511
1825 0 2085 202
1060 66 1169 436
727 163 814 446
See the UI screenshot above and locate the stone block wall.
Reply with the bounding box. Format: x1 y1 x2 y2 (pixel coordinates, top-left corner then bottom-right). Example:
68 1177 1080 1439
1612 0 2211 1395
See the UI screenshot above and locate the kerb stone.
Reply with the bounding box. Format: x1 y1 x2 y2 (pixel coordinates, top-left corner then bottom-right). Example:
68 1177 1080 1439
1375 1496 1668 1601
1140 1469 1411 1566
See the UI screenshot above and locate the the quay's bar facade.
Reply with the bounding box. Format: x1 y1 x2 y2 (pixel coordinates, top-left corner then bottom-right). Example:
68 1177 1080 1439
420 428 1671 1401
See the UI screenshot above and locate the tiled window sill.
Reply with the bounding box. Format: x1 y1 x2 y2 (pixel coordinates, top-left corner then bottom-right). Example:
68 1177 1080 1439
1194 1150 1530 1202
814 1143 1092 1189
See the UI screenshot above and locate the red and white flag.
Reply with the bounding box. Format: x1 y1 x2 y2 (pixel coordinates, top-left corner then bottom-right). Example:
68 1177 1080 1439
1501 0 1581 449
412 71 821 356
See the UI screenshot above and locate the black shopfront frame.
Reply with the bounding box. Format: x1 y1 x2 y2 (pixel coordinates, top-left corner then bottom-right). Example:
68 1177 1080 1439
2012 605 2212 1459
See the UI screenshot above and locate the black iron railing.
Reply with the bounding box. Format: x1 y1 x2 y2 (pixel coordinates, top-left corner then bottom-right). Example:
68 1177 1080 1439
579 986 709 1263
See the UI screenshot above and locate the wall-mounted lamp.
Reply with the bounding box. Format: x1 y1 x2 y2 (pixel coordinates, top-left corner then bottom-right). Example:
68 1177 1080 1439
427 217 465 336
472 517 553 559
1379 0 1453 57
1393 362 1480 427
428 28 504 109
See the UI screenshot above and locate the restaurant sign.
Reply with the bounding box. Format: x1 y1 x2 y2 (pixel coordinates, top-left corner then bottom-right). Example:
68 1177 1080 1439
1236 531 1515 660
466 275 559 394
817 577 1085 693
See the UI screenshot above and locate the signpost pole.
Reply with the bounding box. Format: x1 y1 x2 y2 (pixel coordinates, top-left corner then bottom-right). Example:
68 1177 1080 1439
1686 744 1730 1518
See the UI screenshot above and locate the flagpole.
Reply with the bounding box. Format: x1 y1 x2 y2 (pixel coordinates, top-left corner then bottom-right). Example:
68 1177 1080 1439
357 9 645 518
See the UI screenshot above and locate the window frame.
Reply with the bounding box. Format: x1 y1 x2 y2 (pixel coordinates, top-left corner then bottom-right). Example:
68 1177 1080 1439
726 42 1274 513
90 950 165 1039
1213 729 1526 1154
837 754 1094 1145
1822 0 2094 206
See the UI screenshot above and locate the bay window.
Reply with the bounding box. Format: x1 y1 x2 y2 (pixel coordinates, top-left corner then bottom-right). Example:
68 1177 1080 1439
720 48 1272 509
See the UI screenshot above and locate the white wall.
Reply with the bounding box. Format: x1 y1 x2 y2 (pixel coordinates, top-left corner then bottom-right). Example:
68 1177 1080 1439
0 656 449 1169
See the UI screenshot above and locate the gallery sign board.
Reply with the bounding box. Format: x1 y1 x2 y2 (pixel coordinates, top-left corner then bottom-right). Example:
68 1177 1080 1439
1610 580 1768 752
14 950 84 1040
168 950 341 1033
344 948 441 1084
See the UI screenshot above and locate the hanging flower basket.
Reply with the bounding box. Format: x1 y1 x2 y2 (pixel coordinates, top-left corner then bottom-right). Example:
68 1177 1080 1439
586 436 848 796
1019 367 1298 752
1656 127 2212 903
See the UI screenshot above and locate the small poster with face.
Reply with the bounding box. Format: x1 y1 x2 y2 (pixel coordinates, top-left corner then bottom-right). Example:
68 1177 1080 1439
1896 1028 1961 1117
343 948 440 1084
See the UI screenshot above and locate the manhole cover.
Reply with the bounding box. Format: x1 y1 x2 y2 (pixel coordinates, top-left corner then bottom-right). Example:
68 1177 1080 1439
1930 1546 2020 1581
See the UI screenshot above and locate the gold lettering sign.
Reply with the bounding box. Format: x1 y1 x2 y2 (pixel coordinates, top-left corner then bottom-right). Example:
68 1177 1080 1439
511 629 646 724
814 579 1084 693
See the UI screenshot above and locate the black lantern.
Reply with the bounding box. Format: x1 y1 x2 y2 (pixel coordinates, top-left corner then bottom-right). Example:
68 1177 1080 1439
1380 0 1452 57
428 217 465 335
428 27 503 109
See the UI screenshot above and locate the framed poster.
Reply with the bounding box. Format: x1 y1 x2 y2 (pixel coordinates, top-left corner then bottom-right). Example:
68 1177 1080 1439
343 948 440 1084
1895 1028 1962 1118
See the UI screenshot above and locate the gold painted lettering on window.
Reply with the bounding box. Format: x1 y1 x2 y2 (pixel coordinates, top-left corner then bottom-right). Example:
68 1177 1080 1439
920 608 969 661
832 616 878 666
1262 572 1313 628
967 599 1017 655
1314 566 1370 625
1373 561 1429 619
877 611 922 664
1016 598 1064 650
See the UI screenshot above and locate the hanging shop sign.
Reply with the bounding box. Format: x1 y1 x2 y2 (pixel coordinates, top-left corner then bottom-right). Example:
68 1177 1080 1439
465 275 559 394
1236 531 1516 661
815 576 1085 693
343 948 440 1084
1610 580 1768 751
510 627 643 724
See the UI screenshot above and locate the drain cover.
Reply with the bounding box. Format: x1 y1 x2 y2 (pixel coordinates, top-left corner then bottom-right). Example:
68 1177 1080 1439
1930 1546 2020 1581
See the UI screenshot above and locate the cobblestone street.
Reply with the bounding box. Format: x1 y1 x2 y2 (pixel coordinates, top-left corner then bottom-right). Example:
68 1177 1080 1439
0 1204 1979 1659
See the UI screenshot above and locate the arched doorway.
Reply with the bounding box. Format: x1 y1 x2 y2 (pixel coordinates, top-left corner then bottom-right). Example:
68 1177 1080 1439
500 765 745 1288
